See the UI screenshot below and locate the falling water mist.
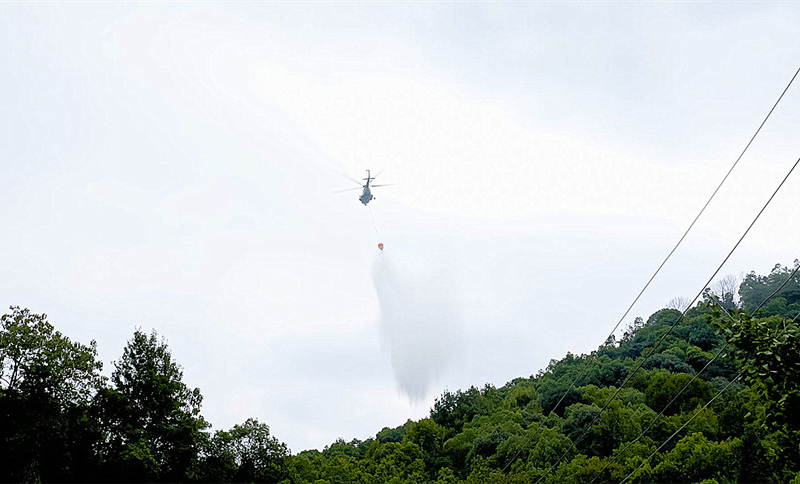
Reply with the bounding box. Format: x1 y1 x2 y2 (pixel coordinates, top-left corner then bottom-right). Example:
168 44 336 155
372 250 463 401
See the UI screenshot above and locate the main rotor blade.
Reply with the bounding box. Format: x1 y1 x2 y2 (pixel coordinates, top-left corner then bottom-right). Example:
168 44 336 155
341 173 364 186
333 187 363 193
370 184 394 188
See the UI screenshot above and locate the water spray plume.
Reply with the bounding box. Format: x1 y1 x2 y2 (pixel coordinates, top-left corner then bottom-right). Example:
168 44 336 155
372 251 463 401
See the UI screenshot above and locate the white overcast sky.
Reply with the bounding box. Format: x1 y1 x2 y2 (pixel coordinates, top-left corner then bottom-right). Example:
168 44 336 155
2 3 800 452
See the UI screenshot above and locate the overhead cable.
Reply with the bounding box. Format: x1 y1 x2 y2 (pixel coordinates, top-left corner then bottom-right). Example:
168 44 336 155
503 62 800 476
588 263 800 483
538 63 800 421
619 307 800 484
535 155 800 483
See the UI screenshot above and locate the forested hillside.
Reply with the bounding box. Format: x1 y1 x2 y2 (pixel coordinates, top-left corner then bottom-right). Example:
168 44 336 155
2 263 799 483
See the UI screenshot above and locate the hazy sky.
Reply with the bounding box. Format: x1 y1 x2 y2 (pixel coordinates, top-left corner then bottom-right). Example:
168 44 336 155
2 3 799 452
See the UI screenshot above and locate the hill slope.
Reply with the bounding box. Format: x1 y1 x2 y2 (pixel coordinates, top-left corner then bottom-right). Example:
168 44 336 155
1 262 798 483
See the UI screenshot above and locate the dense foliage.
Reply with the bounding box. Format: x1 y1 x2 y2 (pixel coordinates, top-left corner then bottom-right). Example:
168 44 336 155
1 262 798 483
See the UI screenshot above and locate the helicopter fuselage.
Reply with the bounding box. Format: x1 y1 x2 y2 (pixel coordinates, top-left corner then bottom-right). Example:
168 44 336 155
359 186 373 205
359 171 375 205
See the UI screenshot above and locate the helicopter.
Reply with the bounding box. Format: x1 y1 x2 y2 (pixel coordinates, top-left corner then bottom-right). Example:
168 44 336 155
335 170 392 206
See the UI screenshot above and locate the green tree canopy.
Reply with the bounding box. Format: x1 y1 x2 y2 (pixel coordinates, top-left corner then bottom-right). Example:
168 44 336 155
94 329 208 482
0 307 104 482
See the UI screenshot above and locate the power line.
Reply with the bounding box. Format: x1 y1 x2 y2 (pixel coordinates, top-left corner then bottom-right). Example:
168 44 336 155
619 373 743 483
499 63 800 478
543 63 800 418
619 307 800 484
501 64 800 474
588 263 800 482
534 155 800 483
588 297 737 483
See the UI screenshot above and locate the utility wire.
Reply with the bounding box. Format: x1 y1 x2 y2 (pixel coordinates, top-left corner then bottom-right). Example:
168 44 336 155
619 373 743 483
588 296 737 483
588 263 800 482
502 64 800 474
534 155 800 484
620 307 800 484
539 63 800 420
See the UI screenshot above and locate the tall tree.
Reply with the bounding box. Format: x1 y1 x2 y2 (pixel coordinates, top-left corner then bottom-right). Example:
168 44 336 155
0 307 104 482
94 329 208 482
